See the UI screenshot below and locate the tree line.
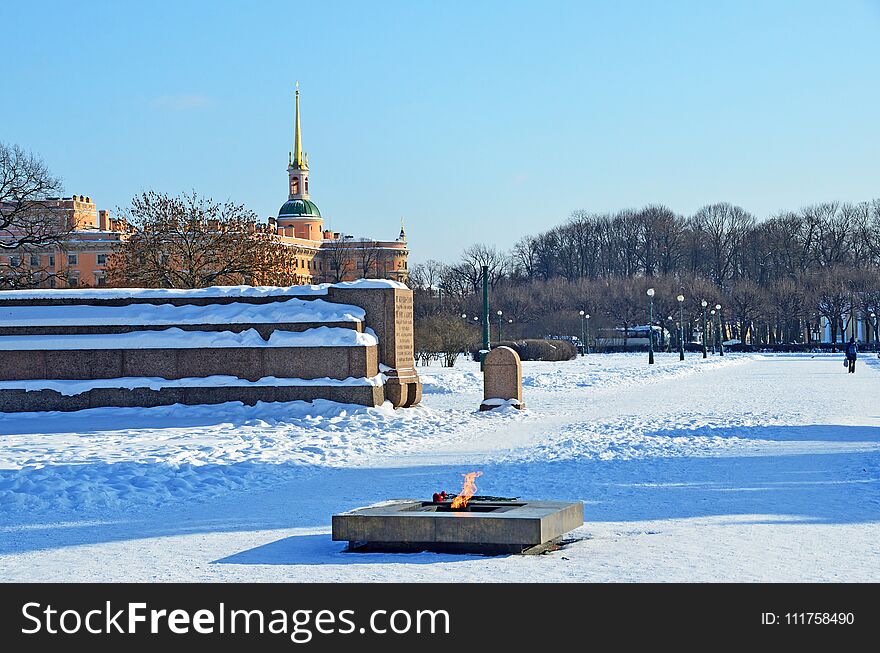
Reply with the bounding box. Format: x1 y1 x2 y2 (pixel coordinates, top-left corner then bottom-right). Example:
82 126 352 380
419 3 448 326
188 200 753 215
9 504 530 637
410 200 880 349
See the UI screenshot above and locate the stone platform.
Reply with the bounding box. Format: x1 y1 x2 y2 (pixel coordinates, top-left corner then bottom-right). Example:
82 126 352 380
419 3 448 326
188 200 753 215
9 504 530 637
0 280 422 411
332 499 584 555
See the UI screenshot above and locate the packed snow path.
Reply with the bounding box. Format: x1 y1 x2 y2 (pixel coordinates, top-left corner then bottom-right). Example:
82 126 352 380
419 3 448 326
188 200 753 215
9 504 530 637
0 353 878 582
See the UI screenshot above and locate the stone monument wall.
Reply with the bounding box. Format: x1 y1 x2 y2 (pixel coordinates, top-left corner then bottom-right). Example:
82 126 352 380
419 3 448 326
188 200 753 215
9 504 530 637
0 280 421 413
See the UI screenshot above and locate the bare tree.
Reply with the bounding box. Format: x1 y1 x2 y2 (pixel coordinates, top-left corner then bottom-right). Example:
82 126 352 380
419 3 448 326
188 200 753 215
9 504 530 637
690 203 755 288
726 280 766 344
807 202 851 268
408 259 446 291
511 235 539 281
812 267 855 347
353 239 382 278
0 143 70 289
106 191 292 288
453 243 509 292
322 236 351 283
600 277 645 348
413 314 478 367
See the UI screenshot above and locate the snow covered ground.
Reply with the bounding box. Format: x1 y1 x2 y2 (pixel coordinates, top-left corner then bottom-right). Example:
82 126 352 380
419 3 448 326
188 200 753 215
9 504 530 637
0 352 878 582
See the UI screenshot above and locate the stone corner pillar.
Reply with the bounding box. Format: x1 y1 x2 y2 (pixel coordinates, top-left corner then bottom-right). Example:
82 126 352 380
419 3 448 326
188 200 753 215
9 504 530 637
326 284 421 408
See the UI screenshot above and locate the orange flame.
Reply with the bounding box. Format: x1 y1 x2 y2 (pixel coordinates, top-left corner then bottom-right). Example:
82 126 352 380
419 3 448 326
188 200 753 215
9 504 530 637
450 471 483 509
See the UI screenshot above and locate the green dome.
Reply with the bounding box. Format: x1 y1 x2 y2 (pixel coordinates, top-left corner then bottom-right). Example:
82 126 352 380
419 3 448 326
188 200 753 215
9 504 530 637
278 199 321 218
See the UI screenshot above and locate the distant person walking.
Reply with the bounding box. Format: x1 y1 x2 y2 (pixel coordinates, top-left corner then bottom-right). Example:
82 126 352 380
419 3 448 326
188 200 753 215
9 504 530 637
845 336 858 373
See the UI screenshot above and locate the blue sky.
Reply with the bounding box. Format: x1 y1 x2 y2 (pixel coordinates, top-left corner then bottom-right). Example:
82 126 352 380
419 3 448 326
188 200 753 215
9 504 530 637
2 1 879 263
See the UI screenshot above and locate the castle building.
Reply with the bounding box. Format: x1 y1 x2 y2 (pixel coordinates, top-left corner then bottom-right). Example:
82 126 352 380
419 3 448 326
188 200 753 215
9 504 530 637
0 195 129 288
263 83 409 285
0 85 409 289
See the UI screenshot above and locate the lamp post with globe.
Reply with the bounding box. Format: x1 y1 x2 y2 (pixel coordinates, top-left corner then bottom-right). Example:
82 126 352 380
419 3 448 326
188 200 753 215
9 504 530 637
579 310 586 356
677 294 685 361
715 303 724 356
701 300 708 358
647 288 655 365
710 309 716 353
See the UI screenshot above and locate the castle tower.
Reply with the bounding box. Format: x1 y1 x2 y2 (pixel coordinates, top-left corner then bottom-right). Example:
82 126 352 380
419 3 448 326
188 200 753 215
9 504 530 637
277 82 323 240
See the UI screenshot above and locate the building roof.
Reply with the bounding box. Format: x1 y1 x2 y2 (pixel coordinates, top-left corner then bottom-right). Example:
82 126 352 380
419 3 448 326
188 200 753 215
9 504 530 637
278 199 322 219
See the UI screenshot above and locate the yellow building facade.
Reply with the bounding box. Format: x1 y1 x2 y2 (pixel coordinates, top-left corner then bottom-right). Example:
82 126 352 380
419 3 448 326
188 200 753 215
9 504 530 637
0 86 408 288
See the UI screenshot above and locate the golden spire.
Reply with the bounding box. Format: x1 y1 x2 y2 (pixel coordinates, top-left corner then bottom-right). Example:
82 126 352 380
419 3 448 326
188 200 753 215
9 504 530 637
292 81 307 170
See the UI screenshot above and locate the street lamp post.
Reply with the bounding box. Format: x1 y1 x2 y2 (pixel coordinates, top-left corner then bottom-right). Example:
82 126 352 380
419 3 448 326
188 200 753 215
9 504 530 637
579 310 586 356
667 316 673 351
715 304 724 356
497 310 503 343
585 314 591 354
867 312 880 347
710 309 716 353
677 294 685 361
480 265 489 371
647 288 655 365
701 300 708 358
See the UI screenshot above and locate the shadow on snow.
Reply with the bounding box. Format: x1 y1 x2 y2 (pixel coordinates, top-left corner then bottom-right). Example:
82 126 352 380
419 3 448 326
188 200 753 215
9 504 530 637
0 422 877 562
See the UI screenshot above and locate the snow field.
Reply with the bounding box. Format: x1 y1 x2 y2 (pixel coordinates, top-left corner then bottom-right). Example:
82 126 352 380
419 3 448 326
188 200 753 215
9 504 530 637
0 352 877 582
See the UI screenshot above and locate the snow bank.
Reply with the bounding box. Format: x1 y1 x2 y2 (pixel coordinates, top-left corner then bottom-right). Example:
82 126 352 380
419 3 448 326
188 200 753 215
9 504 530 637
0 326 378 350
0 278 407 301
0 398 442 512
329 279 407 290
0 298 364 327
0 374 386 396
0 285 327 300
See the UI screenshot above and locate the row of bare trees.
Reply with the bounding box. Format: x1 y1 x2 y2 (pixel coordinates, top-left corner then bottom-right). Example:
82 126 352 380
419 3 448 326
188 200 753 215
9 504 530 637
414 269 880 349
509 202 880 286
410 200 880 348
411 201 880 293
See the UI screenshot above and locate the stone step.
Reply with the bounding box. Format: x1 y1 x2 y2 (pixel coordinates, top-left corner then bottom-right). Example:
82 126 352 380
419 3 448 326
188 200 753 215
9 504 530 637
0 344 378 382
0 383 385 412
0 321 360 338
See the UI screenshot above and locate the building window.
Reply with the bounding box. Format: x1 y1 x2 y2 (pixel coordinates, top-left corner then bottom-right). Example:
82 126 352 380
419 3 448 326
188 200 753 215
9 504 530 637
67 276 79 287
30 255 39 267
10 256 20 267
305 179 309 193
97 254 107 266
68 254 78 265
49 255 55 267
291 177 299 194
96 276 108 287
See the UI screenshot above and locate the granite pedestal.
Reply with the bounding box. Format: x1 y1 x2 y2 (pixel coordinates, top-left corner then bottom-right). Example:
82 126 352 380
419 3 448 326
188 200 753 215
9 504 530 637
332 499 584 555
